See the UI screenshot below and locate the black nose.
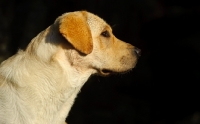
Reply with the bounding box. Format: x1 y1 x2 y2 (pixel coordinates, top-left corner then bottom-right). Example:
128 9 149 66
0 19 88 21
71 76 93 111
134 47 141 57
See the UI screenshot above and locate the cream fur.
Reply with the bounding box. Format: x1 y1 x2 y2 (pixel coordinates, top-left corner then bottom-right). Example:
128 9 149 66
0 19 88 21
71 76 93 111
0 11 138 124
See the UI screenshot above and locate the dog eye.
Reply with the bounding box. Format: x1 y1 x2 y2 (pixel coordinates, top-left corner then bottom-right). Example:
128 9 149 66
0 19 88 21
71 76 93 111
101 30 110 37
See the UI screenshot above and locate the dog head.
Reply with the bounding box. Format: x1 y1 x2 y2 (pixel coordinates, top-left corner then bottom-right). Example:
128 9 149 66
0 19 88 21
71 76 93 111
26 11 140 76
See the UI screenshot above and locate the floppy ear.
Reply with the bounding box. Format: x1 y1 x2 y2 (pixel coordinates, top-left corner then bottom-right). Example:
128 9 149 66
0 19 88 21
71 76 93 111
59 11 93 54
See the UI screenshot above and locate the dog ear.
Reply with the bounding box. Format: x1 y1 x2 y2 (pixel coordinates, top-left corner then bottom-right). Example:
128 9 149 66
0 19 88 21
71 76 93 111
59 11 93 54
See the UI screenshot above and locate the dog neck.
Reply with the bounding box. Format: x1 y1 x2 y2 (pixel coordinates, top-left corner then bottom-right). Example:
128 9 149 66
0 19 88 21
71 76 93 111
0 28 95 123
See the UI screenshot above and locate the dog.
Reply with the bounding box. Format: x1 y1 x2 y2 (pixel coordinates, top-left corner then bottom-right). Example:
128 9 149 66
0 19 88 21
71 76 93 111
0 11 140 124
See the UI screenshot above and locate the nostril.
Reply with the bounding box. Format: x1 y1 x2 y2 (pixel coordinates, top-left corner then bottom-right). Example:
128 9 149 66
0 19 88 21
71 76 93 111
134 47 141 57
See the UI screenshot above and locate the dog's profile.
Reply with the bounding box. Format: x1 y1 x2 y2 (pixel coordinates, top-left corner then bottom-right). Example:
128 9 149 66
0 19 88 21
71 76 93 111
0 11 140 124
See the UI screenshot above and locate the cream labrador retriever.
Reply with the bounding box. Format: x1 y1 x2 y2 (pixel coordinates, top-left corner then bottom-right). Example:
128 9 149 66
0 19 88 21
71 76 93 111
0 11 140 124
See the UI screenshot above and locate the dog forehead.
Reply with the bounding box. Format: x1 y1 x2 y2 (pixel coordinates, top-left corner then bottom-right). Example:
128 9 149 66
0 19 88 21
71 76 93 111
86 12 108 35
56 11 109 36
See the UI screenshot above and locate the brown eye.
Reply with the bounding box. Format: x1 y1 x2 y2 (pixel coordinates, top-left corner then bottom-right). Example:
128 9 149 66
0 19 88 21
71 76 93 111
101 30 110 37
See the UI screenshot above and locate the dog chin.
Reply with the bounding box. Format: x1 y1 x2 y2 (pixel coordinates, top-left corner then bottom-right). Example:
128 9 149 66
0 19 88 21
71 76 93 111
98 68 132 76
97 69 112 76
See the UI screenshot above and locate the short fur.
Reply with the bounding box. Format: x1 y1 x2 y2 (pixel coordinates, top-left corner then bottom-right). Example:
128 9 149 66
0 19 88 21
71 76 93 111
0 11 139 124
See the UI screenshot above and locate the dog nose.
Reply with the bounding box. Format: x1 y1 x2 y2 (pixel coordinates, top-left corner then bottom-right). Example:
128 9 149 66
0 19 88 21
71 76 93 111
134 47 141 57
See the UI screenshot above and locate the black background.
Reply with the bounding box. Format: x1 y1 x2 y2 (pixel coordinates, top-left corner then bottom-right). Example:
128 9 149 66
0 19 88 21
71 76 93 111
1 0 200 124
